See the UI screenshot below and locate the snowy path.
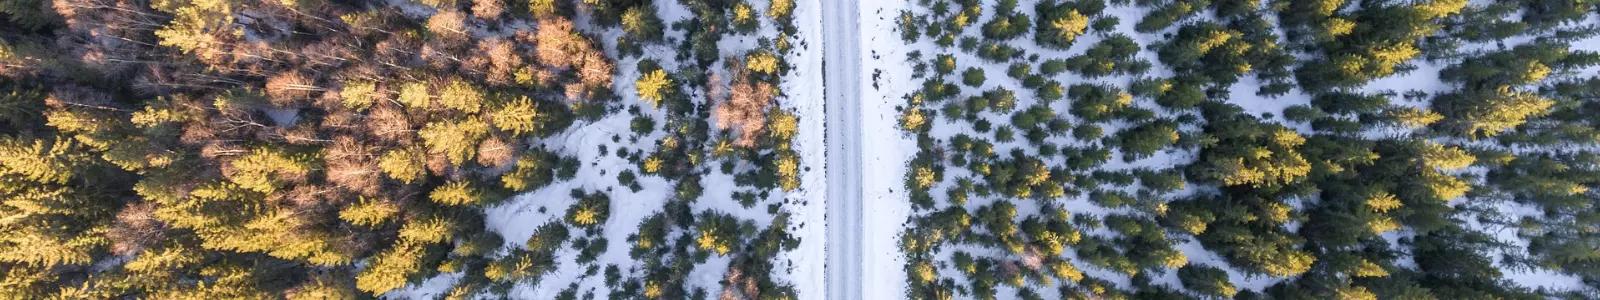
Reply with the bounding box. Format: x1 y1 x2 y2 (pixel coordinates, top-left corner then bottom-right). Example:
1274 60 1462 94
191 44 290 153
822 0 862 298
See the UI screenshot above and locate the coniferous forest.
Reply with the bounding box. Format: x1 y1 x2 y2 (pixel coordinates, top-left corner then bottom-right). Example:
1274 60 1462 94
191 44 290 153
886 0 1600 298
3 0 1600 298
0 0 815 298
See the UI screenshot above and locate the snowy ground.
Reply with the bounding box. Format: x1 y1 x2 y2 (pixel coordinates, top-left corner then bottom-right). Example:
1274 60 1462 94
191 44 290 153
378 0 1600 298
786 0 830 296
385 0 829 298
857 0 1597 298
854 1 918 299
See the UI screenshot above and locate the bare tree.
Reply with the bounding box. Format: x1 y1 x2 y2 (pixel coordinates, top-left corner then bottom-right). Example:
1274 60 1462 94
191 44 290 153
714 76 776 147
107 202 166 256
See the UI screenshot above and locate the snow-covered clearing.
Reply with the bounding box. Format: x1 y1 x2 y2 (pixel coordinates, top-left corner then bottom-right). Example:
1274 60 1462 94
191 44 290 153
855 1 919 298
786 0 830 296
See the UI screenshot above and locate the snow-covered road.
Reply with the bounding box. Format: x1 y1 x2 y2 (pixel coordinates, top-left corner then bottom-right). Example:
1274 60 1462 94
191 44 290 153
822 0 862 298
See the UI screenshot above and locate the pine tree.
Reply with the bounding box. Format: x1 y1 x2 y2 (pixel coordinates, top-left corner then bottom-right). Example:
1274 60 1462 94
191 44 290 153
199 210 354 266
437 79 484 113
356 241 434 294
1035 5 1088 48
1384 107 1444 128
0 137 79 184
429 181 483 206
768 109 799 141
731 2 758 32
900 108 928 132
286 274 359 300
0 83 44 131
1435 88 1555 138
340 198 399 227
419 117 490 166
768 0 795 21
775 152 800 191
0 132 123 298
1417 141 1475 171
565 192 609 228
501 150 565 191
1117 120 1180 160
399 217 454 244
527 0 564 18
153 0 240 59
635 69 672 107
695 212 742 256
398 81 432 110
490 96 542 137
379 147 427 184
1188 114 1311 190
620 7 664 42
0 183 109 267
1178 264 1237 297
224 147 316 194
525 221 569 252
746 51 781 75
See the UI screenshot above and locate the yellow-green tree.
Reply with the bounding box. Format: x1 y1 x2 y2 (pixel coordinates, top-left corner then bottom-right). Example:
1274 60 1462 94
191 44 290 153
340 198 399 227
379 147 427 183
340 80 378 110
769 0 795 21
419 117 490 166
1437 88 1554 138
565 193 609 227
746 51 780 75
199 210 354 266
429 181 482 206
153 0 240 59
768 109 798 142
490 96 542 136
355 240 432 294
437 79 484 113
775 152 800 191
635 69 671 107
397 81 431 109
1035 3 1089 48
224 147 315 194
1189 118 1311 191
0 136 110 271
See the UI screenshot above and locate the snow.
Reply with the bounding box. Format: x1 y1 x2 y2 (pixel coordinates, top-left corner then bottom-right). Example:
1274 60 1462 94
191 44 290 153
1465 199 1589 292
850 0 1272 295
368 0 1600 297
487 108 679 299
855 1 917 298
855 0 1600 297
382 0 829 298
262 108 299 126
783 0 830 296
385 272 463 299
383 0 435 19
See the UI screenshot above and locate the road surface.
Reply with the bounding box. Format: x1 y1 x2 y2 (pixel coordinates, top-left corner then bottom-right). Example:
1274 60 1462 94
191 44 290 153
822 0 862 298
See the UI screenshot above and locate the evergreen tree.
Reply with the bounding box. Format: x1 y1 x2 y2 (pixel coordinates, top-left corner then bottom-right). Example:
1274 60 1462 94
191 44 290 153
1034 1 1089 48
636 69 672 107
419 117 491 166
1178 264 1236 298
